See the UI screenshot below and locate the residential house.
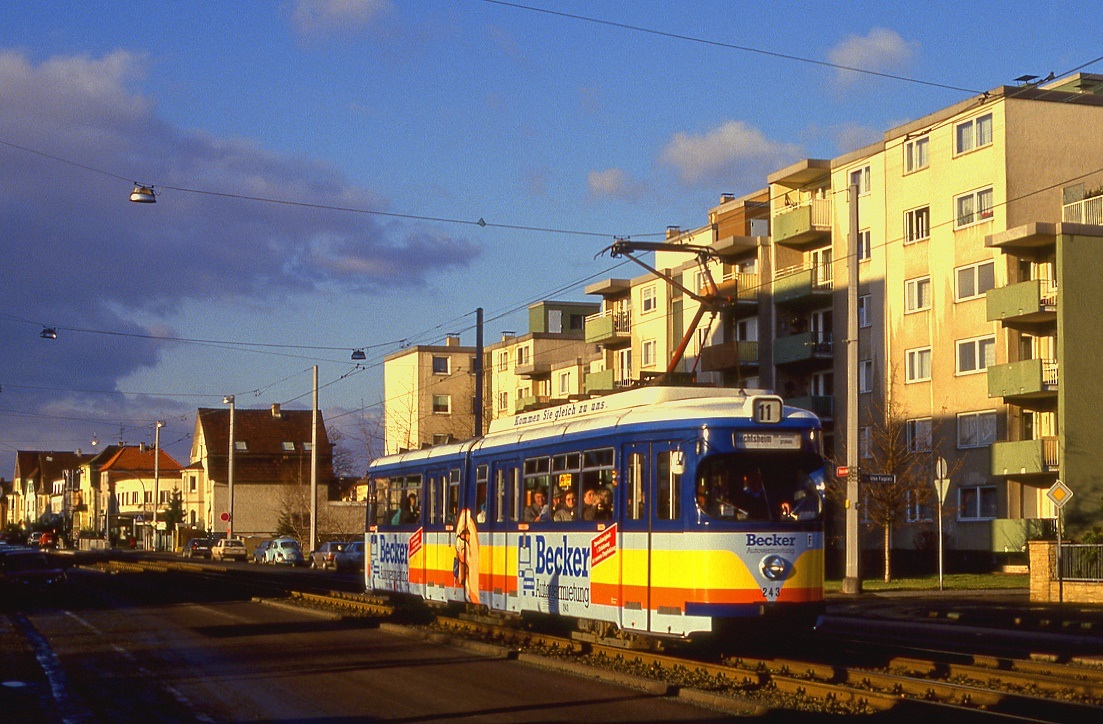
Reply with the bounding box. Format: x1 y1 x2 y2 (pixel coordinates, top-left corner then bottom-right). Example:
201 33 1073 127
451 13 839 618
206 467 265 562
98 445 184 548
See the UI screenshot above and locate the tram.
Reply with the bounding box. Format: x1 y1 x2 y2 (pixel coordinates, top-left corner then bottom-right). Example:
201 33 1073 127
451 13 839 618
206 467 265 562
365 386 827 640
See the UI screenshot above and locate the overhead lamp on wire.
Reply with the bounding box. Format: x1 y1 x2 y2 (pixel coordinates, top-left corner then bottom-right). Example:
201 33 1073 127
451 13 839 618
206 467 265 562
351 349 366 361
40 326 58 339
130 184 157 203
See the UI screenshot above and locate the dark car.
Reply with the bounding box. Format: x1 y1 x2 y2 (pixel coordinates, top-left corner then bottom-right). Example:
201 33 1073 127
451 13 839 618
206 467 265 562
339 541 365 572
310 541 349 571
182 538 212 558
0 548 66 589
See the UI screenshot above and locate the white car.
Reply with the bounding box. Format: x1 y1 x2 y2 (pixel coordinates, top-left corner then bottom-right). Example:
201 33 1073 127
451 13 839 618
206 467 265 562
211 538 248 562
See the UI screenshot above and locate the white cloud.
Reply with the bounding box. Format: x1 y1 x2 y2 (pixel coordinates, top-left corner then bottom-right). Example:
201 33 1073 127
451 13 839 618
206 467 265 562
828 28 919 86
660 121 802 188
289 0 394 38
587 168 646 201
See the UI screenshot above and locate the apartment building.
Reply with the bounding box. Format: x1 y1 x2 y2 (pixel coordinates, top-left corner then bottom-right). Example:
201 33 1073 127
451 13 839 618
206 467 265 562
487 301 599 417
769 73 1103 546
383 336 478 454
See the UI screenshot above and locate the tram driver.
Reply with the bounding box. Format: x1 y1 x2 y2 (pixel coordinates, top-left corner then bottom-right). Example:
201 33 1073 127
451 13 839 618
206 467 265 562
733 468 770 520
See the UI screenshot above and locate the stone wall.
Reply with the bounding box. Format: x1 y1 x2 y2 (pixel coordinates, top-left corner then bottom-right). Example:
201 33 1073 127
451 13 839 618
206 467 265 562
1028 540 1103 604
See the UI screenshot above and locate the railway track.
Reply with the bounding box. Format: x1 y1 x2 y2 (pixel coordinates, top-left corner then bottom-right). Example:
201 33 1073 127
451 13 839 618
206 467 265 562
84 560 1103 719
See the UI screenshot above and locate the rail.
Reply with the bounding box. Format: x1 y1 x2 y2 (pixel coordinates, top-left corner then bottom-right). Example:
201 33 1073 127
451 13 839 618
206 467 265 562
1063 195 1103 225
584 308 631 334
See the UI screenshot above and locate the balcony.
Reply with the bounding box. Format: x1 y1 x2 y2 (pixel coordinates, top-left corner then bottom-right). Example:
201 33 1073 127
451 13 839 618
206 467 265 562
772 197 832 249
773 331 833 367
516 394 552 413
716 272 760 305
986 279 1057 326
584 368 633 394
991 436 1060 478
585 309 631 347
784 394 833 419
699 340 759 373
774 265 832 308
987 358 1058 404
1063 195 1103 225
515 360 551 378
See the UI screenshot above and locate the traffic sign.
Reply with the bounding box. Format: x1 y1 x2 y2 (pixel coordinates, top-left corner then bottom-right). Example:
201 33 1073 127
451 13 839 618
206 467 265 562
220 512 231 522
934 456 948 480
836 465 849 478
1047 480 1074 509
861 473 896 484
933 478 951 504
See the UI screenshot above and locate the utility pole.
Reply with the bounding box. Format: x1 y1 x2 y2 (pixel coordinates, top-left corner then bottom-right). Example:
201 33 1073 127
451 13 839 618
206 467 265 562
224 395 235 538
843 183 863 595
475 307 484 437
153 420 164 551
310 365 319 556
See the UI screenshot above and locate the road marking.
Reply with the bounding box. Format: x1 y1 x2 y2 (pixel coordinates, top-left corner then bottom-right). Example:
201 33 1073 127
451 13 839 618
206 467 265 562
8 613 95 724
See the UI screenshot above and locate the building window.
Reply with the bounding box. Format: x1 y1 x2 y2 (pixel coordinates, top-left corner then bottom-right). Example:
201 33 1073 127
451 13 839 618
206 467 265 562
955 187 995 228
906 417 932 452
958 485 997 520
497 391 509 411
642 339 657 368
858 294 871 328
906 490 933 522
904 206 930 243
189 475 197 493
954 112 993 155
958 410 997 448
516 346 530 367
859 427 872 458
432 395 451 414
849 165 871 195
906 347 932 383
857 230 871 261
432 356 449 374
282 442 295 452
956 335 996 374
859 359 873 393
558 371 571 396
904 135 929 173
641 285 657 314
497 351 509 371
569 314 585 331
235 440 248 451
432 434 451 446
955 260 995 301
905 276 931 313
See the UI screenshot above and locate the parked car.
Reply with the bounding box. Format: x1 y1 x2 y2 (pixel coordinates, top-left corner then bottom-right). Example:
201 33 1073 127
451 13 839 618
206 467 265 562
310 541 349 571
264 537 305 566
252 539 273 563
38 531 58 549
339 541 365 572
182 538 212 558
27 531 43 547
0 548 66 589
211 538 248 562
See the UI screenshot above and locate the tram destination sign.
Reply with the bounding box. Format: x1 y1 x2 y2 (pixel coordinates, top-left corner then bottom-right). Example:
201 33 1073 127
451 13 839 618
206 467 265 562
733 432 801 450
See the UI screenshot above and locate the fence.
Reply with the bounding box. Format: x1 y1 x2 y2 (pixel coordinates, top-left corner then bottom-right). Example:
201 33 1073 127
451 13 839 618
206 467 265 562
1060 543 1103 582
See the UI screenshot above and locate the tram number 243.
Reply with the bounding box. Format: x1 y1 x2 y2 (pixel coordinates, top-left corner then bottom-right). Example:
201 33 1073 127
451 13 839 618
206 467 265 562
761 586 782 600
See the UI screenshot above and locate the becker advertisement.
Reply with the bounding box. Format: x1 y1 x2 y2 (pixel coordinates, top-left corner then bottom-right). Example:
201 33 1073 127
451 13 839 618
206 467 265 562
369 530 415 594
518 528 617 615
737 531 821 602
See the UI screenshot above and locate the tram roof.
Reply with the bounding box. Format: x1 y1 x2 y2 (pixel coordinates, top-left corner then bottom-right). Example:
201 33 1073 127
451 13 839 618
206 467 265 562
370 387 818 470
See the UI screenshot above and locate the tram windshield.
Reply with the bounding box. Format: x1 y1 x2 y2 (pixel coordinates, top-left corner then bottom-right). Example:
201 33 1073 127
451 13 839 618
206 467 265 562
695 453 825 523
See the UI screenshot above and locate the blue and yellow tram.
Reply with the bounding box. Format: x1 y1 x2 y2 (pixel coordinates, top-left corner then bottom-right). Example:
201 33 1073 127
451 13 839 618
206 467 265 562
365 386 827 639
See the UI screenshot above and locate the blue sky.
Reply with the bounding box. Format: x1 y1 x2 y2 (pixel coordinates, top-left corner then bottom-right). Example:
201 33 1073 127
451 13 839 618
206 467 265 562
1 0 1098 476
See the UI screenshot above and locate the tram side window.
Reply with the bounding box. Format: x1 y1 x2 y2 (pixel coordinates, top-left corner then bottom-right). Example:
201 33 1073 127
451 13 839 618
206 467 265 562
511 468 522 522
523 456 551 522
656 451 681 521
628 453 645 521
447 468 461 525
581 447 615 521
387 476 405 525
476 464 488 523
397 475 421 525
370 475 391 526
494 468 506 523
429 476 445 525
552 452 581 521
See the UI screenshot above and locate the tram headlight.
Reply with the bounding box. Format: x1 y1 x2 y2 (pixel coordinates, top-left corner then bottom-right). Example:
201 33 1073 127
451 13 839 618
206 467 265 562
760 554 792 581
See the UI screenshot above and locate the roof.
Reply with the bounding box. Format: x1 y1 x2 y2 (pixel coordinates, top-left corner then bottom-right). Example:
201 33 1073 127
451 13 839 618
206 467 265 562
98 446 184 473
194 407 334 485
13 450 96 491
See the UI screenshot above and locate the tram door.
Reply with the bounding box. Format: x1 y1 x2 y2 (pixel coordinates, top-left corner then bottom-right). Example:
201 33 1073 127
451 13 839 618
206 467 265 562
487 461 519 612
621 442 683 635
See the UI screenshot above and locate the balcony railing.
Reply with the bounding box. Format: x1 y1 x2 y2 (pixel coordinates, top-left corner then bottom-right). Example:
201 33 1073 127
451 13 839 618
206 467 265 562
987 357 1058 401
1063 195 1103 225
585 308 632 346
991 436 1060 477
986 278 1058 325
772 197 832 247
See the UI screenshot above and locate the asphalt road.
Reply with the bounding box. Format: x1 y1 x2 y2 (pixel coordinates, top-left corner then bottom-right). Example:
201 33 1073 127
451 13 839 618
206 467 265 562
4 567 719 722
